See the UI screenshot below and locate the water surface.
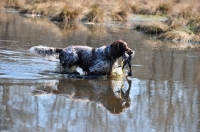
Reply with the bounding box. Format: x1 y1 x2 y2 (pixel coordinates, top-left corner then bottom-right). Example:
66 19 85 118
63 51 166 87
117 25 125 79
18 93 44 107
1 11 200 132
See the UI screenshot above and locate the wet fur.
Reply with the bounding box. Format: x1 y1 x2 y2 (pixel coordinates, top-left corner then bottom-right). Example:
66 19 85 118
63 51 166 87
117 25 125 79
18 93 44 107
30 40 133 76
58 40 133 75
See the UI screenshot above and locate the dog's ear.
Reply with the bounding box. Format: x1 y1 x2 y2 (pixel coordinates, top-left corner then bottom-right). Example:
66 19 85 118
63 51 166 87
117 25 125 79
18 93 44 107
110 40 125 57
116 42 120 52
116 40 126 52
111 41 120 51
110 42 117 55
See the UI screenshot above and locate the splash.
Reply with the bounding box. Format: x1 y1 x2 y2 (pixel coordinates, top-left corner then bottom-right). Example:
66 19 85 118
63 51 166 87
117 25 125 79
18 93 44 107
54 63 77 74
55 63 128 77
111 67 129 76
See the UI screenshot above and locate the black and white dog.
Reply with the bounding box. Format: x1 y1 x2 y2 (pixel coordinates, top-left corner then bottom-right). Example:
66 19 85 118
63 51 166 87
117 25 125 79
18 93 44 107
30 40 134 76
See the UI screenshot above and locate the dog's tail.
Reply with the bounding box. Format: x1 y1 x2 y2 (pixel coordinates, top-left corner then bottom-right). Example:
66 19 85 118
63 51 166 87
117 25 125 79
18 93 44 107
29 45 63 60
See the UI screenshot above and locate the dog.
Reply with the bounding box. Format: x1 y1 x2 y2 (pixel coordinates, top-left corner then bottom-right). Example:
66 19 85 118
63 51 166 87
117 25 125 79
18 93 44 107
30 40 133 76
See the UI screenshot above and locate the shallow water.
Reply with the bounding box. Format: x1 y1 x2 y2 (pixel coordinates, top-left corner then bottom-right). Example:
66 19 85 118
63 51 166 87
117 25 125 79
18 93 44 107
1 11 200 132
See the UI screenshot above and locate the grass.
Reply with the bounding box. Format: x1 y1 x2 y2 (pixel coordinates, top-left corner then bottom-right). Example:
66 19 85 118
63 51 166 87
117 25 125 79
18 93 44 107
165 1 200 43
2 0 25 9
1 0 200 43
133 0 200 43
82 4 105 22
51 4 84 22
155 2 172 15
158 30 200 43
135 21 169 34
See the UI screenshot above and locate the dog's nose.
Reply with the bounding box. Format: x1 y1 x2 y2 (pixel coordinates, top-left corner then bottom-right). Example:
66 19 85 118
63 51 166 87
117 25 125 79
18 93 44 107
127 50 133 55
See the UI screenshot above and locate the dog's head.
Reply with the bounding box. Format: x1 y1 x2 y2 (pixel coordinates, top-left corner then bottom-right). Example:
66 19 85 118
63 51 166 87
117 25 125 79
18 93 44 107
110 40 133 57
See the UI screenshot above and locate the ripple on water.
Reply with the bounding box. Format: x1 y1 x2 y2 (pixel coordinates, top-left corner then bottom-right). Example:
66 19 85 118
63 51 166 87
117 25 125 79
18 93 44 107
0 49 58 79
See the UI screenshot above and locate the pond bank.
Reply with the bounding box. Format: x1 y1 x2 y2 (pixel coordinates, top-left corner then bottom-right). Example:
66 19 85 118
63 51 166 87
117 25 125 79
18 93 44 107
1 0 200 45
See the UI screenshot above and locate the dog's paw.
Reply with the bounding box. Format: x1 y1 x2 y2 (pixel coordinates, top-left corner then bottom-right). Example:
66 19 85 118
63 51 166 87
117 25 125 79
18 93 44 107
76 66 88 76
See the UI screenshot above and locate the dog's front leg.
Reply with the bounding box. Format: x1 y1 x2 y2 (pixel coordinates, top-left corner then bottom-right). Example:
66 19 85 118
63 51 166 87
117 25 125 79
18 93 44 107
128 63 132 76
76 67 88 75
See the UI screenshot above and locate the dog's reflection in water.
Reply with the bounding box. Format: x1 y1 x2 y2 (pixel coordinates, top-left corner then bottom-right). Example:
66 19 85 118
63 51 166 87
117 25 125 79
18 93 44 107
32 79 131 114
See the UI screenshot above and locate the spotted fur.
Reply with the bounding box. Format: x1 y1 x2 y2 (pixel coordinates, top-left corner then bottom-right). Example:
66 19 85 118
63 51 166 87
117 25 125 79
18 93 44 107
30 40 133 76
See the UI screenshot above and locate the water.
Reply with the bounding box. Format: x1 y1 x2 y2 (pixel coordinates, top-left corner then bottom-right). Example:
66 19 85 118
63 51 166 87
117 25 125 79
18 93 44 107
1 11 200 132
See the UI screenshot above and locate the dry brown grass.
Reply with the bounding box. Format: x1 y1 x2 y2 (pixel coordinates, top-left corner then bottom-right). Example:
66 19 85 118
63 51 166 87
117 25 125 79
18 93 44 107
0 0 139 22
153 16 200 43
158 31 200 43
1 0 200 44
170 3 199 19
51 4 84 22
2 0 25 9
3 0 200 22
136 21 169 34
130 1 156 15
160 16 200 43
155 2 172 15
131 0 200 43
20 2 65 16
110 1 133 21
82 4 105 22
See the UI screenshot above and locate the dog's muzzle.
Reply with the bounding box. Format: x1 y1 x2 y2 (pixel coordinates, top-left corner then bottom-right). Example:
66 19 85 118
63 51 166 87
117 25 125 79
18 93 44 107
126 48 133 55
